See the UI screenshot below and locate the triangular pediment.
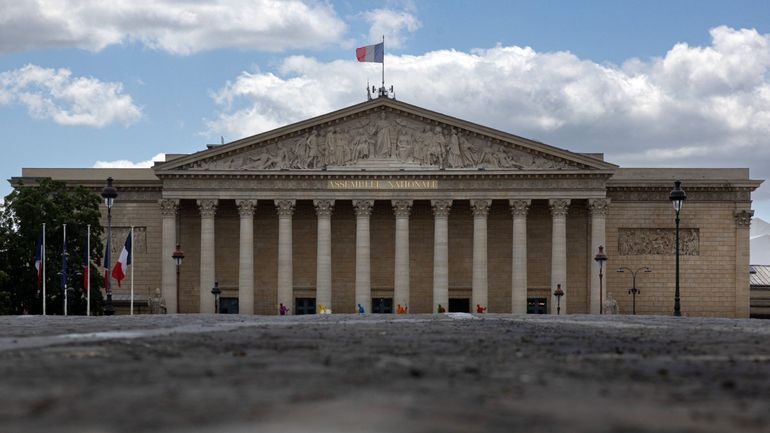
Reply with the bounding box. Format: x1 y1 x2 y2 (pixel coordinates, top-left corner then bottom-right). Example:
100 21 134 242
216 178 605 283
156 98 617 173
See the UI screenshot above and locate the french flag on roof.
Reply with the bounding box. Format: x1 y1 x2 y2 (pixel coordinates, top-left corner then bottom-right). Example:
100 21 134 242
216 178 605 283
356 42 384 63
111 232 131 287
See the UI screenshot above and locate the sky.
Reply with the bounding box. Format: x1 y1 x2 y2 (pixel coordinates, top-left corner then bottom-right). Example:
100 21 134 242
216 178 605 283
1 0 770 219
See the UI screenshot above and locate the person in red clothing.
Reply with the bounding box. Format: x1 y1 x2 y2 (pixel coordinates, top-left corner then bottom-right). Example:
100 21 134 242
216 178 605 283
476 304 487 314
279 303 289 316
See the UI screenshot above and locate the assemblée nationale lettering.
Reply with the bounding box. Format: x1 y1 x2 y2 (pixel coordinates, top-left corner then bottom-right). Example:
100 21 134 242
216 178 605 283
327 179 439 189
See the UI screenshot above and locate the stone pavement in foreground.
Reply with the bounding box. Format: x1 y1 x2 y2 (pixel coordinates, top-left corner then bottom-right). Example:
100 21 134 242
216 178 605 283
0 314 768 433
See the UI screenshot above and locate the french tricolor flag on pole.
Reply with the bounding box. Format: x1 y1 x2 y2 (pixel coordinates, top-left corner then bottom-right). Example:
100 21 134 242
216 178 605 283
111 232 131 287
356 42 384 63
34 229 43 288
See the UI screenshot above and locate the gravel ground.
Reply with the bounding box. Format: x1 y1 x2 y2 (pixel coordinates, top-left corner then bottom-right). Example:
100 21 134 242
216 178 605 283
0 313 768 433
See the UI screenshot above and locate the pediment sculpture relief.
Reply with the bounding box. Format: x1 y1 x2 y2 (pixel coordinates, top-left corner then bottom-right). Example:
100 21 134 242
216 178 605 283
199 111 573 171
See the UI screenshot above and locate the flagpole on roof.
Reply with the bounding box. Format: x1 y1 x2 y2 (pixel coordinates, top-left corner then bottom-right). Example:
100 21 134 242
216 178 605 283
381 35 385 97
130 226 134 315
87 224 91 317
42 223 46 316
63 224 67 316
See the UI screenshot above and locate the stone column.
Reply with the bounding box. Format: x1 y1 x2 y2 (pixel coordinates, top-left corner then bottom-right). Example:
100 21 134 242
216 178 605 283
589 199 608 314
353 200 374 312
550 199 570 314
236 200 257 315
392 200 413 312
160 199 179 313
510 200 530 314
197 199 218 314
431 200 452 312
275 200 295 315
735 209 753 318
471 200 491 312
314 200 334 312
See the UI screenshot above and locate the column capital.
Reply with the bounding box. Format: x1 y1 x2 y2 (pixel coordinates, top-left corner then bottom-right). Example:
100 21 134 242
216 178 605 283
313 199 335 217
392 200 413 217
470 199 491 217
735 209 754 228
353 200 374 217
159 199 179 217
431 199 452 217
549 199 571 217
509 199 531 217
197 199 218 218
236 199 257 217
588 198 610 216
275 199 296 217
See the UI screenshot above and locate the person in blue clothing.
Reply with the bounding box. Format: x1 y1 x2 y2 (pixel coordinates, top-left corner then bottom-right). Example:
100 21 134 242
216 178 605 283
357 303 365 314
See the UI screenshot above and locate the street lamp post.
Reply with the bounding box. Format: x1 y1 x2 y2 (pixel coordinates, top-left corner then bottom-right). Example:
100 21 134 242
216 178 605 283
669 180 686 317
553 284 564 315
594 246 608 314
211 281 221 314
617 267 652 315
100 177 118 316
172 244 185 314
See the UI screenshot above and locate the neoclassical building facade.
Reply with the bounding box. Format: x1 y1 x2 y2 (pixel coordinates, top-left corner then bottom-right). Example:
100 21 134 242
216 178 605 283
12 97 762 316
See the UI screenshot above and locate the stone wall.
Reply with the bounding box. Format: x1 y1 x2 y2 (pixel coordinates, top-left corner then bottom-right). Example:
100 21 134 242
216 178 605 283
101 200 163 304
605 201 740 317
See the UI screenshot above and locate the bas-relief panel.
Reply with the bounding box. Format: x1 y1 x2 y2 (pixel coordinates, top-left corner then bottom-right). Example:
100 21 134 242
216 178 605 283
190 111 575 171
110 227 147 258
618 228 699 256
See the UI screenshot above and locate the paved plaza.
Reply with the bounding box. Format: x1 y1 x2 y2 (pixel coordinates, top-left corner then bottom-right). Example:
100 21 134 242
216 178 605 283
0 314 768 433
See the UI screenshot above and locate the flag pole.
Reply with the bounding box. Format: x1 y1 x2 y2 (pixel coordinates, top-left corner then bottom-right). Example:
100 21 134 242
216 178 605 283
63 224 67 316
381 35 385 96
87 224 91 317
42 223 46 316
130 226 134 315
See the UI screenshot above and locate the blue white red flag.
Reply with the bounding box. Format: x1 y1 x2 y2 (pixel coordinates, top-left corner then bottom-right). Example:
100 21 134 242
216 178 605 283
356 42 384 63
111 232 131 286
104 239 110 288
34 230 43 288
82 239 89 296
60 231 68 291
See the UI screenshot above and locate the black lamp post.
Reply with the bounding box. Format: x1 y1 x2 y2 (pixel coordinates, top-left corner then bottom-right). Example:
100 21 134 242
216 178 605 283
617 266 651 315
100 177 118 316
553 283 564 315
172 244 185 313
669 180 686 317
594 246 608 314
211 281 221 314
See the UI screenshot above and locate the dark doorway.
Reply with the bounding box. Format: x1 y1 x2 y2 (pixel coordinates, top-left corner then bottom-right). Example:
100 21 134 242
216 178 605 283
295 298 316 315
449 298 470 313
527 297 547 314
219 297 239 314
372 298 393 314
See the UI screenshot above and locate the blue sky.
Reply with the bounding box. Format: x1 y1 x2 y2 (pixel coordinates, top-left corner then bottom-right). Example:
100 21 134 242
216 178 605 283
1 0 769 219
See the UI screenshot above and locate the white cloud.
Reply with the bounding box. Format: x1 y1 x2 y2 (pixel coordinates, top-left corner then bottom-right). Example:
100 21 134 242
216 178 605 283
206 26 770 199
362 8 421 49
0 0 346 55
93 153 166 168
0 64 142 127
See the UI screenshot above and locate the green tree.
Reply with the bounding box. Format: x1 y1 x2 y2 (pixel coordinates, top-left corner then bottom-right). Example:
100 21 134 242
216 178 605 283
0 179 104 314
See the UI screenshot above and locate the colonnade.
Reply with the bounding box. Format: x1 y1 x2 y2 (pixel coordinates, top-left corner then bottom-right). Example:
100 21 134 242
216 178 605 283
159 198 608 314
